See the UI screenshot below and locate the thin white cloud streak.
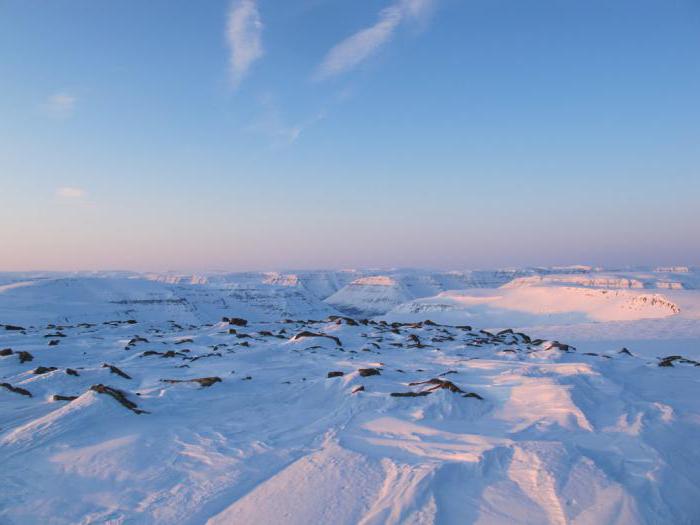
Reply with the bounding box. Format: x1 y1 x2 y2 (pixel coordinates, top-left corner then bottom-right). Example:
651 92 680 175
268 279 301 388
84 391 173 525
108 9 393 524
250 95 326 145
226 0 263 88
56 187 86 199
315 0 435 80
43 92 76 118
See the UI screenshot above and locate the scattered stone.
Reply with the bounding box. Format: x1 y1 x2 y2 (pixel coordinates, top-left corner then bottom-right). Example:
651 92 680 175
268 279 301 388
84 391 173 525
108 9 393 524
0 348 13 356
32 366 58 375
327 371 344 378
229 318 248 327
102 363 132 379
327 316 359 326
358 368 381 377
619 348 633 356
161 377 222 388
292 331 342 346
48 340 60 346
391 391 430 398
17 351 34 363
352 385 365 394
52 394 78 402
658 355 700 367
125 336 149 349
0 382 32 397
398 378 485 399
90 384 147 414
4 324 26 331
66 368 80 376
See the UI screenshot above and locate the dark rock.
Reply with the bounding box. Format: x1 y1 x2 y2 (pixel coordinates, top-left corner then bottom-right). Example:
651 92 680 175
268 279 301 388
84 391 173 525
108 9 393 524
391 391 431 397
0 348 13 356
162 376 222 388
463 392 484 400
546 341 575 352
405 378 484 399
352 385 365 394
125 336 149 348
17 351 33 363
659 355 682 367
358 368 381 377
409 378 465 393
658 355 700 367
32 366 58 375
48 340 60 346
327 371 344 378
52 394 78 402
327 316 359 326
292 331 342 346
0 382 32 397
90 384 147 414
229 318 248 327
619 348 633 356
175 338 193 345
4 324 26 331
66 368 80 376
161 350 185 358
102 363 132 379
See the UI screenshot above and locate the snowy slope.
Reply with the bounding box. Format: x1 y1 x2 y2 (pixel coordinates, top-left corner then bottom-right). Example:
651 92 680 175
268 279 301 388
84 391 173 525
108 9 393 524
1 316 699 524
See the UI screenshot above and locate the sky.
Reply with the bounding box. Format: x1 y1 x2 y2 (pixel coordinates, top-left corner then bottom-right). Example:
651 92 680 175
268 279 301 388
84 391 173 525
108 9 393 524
1 0 699 272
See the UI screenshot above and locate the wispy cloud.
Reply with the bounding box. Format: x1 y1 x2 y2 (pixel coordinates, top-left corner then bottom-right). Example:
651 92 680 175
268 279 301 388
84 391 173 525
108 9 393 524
315 0 435 80
56 187 87 199
43 92 77 118
226 0 263 88
249 95 326 145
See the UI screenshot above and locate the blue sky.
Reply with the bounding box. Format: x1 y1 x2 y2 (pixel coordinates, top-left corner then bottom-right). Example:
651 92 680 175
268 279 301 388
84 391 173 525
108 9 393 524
1 0 699 271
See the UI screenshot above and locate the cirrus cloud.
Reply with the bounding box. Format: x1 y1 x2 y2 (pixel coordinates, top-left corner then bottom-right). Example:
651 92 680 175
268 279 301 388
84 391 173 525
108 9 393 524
315 0 436 80
226 0 264 88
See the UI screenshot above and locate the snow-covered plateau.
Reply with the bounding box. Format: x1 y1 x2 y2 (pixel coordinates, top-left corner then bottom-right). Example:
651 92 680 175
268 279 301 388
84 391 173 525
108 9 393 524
1 266 700 524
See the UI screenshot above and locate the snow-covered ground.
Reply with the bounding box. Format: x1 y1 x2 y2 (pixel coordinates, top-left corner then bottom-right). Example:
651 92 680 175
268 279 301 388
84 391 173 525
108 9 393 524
1 267 699 524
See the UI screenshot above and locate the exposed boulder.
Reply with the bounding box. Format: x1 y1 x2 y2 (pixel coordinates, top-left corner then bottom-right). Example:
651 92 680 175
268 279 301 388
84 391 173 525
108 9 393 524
161 377 222 388
32 366 58 375
291 331 342 346
90 384 147 414
1 383 32 396
102 363 132 379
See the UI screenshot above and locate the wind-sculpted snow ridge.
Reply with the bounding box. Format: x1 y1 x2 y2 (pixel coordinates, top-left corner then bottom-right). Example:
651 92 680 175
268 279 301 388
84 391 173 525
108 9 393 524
1 315 700 524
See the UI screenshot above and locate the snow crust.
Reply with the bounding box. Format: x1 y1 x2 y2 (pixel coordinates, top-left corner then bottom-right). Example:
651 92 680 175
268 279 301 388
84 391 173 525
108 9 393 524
1 266 700 524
